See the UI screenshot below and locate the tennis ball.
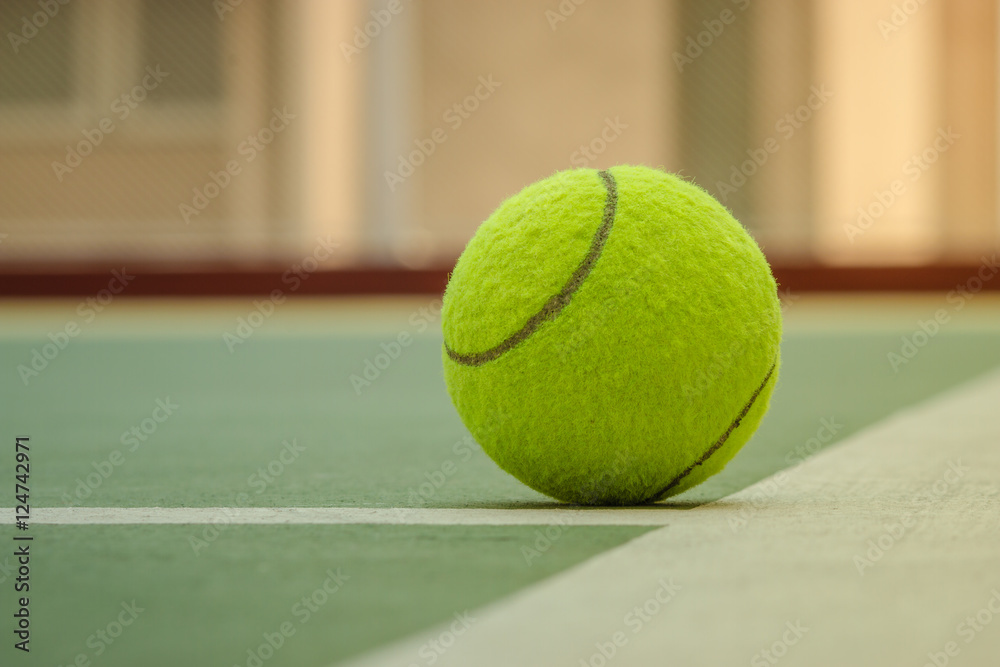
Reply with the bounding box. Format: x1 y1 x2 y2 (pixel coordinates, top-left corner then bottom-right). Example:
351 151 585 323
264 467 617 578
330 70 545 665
441 166 781 505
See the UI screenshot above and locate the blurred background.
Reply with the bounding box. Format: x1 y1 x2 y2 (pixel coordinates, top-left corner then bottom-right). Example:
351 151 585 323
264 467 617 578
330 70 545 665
0 0 997 276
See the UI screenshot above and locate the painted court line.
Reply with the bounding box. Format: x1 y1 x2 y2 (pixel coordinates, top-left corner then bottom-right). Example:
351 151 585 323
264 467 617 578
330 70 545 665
2 506 679 526
341 366 1000 667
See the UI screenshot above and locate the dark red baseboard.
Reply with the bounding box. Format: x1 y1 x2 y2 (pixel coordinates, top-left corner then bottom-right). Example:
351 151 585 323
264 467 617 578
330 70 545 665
772 264 1000 293
0 263 998 297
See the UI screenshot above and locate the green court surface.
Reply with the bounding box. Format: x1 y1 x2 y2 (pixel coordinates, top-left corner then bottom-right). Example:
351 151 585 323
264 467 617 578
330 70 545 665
1 295 999 665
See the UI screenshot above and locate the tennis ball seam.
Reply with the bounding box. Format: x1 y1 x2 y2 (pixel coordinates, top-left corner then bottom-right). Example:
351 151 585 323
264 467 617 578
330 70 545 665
650 359 778 501
444 169 618 366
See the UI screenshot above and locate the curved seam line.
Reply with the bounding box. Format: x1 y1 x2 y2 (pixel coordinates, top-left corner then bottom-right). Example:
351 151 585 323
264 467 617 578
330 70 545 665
444 169 619 366
651 359 778 501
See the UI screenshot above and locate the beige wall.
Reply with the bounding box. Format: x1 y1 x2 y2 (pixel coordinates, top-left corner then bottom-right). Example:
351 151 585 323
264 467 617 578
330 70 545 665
280 0 365 264
415 0 675 260
941 0 999 259
813 0 945 264
2 0 998 267
0 0 364 265
808 0 999 264
0 149 228 260
748 0 817 260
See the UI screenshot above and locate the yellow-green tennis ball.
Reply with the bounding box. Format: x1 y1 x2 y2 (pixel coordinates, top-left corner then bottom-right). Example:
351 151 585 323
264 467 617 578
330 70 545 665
441 165 781 505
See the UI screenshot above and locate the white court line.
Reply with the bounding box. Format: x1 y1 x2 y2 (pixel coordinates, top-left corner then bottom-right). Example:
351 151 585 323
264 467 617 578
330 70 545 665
341 367 1000 667
1 506 679 526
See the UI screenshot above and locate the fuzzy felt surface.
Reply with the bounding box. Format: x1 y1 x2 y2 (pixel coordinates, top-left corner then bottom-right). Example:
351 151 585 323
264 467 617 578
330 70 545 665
442 166 782 505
